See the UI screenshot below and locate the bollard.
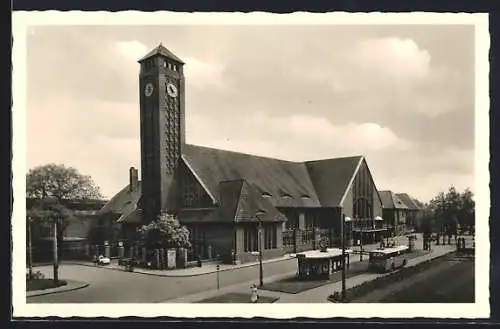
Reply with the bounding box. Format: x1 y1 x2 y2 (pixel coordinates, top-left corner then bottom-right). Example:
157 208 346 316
216 264 220 290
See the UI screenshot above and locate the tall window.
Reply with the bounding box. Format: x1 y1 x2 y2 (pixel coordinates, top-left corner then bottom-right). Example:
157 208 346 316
264 224 277 249
244 226 258 252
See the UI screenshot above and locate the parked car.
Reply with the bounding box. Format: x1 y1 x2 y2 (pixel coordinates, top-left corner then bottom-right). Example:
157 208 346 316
97 255 111 265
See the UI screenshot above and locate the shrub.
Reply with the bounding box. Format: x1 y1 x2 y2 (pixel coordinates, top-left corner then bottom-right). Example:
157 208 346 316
26 270 46 281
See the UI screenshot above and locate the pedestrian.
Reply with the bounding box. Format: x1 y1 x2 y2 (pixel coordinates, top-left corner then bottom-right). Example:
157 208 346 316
250 284 259 303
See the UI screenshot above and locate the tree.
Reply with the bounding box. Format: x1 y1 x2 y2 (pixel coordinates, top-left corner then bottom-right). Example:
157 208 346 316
26 164 103 278
138 213 191 250
27 198 70 282
426 185 475 236
27 163 103 200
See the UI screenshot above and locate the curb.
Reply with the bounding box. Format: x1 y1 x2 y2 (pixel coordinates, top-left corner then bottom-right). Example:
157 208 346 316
27 280 89 298
59 256 296 278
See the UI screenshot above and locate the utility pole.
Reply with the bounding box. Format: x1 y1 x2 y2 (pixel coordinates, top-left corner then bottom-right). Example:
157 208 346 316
27 217 33 279
53 219 59 283
341 215 346 301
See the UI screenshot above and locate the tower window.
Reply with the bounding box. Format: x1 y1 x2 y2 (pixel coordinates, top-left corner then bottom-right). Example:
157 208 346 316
163 60 167 68
173 65 177 71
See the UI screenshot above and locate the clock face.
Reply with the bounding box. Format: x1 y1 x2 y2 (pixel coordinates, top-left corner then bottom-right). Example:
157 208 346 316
166 83 178 98
144 83 154 97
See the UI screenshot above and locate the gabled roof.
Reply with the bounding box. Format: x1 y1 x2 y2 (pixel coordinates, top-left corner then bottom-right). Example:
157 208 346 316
305 156 364 207
395 193 421 210
100 146 378 223
182 144 321 208
138 43 185 64
178 179 287 223
233 180 288 223
98 182 142 216
379 190 409 210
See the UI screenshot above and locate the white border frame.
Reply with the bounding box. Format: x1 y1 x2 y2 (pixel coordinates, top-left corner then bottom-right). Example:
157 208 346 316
12 11 490 319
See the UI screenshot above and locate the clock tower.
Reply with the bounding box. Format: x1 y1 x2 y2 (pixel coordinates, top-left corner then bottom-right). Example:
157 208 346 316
138 44 186 221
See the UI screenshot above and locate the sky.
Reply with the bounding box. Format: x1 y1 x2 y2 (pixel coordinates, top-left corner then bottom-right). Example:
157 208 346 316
26 24 475 203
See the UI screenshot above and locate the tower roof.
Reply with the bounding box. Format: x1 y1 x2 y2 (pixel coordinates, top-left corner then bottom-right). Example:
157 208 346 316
138 43 185 64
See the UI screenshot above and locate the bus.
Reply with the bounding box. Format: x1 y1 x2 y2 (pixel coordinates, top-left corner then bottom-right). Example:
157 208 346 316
368 245 409 273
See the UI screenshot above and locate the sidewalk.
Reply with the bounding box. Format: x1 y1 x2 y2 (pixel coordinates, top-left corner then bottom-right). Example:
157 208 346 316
163 243 456 303
58 254 297 277
26 279 89 298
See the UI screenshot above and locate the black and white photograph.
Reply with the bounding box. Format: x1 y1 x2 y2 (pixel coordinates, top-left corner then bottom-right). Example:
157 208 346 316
12 11 490 318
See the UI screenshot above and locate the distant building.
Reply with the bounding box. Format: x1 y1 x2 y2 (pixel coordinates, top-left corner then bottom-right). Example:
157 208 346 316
395 193 424 230
379 191 412 236
27 198 108 261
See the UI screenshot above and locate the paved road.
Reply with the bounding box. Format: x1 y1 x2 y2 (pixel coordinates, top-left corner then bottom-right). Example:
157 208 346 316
27 258 298 303
352 253 475 303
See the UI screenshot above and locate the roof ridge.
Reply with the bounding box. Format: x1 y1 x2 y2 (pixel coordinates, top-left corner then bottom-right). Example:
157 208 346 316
185 143 301 164
186 143 364 165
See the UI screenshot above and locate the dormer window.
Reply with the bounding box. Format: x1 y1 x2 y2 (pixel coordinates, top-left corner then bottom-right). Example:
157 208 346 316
281 193 292 199
262 192 272 198
300 194 310 199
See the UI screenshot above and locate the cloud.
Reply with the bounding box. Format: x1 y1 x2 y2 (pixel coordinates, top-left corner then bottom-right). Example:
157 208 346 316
353 37 431 80
115 40 148 61
187 112 411 161
183 56 226 89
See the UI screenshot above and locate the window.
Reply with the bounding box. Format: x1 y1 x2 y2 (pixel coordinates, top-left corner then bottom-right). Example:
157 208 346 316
262 192 272 198
264 224 277 249
244 226 258 252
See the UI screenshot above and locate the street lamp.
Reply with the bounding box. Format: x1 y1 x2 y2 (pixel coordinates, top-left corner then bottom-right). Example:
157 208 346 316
255 210 266 287
358 217 364 262
27 216 33 279
341 215 352 302
375 216 384 246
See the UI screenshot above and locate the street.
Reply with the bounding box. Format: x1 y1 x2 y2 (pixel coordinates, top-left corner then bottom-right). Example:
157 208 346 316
27 258 297 303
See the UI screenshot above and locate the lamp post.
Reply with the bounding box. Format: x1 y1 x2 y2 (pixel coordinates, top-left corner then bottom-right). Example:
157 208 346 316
341 215 352 302
27 216 33 279
375 216 383 246
255 210 266 287
359 217 363 262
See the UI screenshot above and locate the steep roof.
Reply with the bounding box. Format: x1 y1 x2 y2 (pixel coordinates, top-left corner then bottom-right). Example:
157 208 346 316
379 190 409 210
98 182 142 216
305 156 363 207
138 43 185 64
182 144 321 208
100 146 374 222
396 193 421 210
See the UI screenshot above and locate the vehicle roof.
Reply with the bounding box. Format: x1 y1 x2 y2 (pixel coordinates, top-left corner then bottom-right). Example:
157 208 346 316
370 245 409 254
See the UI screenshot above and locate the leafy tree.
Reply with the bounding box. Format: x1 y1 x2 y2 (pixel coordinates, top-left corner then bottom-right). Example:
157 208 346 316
26 164 104 276
26 198 71 282
138 213 191 250
427 185 475 235
27 163 103 200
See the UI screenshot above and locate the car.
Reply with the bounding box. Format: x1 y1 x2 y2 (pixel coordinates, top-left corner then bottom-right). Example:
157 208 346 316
97 255 111 265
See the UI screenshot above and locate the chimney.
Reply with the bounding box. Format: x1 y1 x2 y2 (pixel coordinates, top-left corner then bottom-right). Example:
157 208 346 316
129 167 139 192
